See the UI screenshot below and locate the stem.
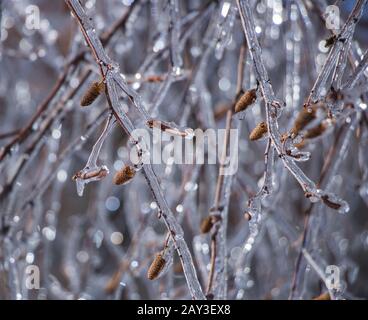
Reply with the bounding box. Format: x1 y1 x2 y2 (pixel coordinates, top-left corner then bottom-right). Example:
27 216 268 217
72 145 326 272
65 0 205 300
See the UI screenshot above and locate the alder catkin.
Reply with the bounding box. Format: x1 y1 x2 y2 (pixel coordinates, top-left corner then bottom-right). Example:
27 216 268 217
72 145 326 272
113 165 136 185
291 106 317 134
147 253 166 280
249 121 268 141
200 216 214 234
80 81 105 106
234 89 257 113
304 123 326 139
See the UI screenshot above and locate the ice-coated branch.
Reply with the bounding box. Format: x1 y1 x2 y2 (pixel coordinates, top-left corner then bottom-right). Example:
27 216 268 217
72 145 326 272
65 0 205 300
236 0 348 211
301 249 335 299
342 48 368 90
169 0 183 73
305 0 367 104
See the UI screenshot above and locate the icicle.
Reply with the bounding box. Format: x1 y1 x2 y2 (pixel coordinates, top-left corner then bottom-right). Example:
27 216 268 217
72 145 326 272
73 114 115 196
214 3 237 60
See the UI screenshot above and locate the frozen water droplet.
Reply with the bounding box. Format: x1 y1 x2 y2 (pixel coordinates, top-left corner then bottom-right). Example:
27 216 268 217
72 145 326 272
76 179 85 197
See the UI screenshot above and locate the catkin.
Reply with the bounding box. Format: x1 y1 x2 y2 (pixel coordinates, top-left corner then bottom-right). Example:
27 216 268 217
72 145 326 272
304 123 326 139
113 165 136 185
249 121 268 141
147 253 166 280
234 89 257 113
291 106 316 134
200 216 214 234
80 81 105 106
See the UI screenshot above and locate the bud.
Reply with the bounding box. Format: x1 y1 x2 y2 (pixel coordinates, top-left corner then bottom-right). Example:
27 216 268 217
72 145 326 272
81 81 105 107
234 89 257 113
113 165 136 185
249 122 268 141
147 253 166 280
291 106 317 135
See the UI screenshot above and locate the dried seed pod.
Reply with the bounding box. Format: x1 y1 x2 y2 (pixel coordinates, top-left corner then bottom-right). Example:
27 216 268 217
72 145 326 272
80 81 105 106
72 166 109 181
313 292 330 300
113 165 136 185
324 35 336 48
234 89 257 113
147 253 166 280
291 106 317 135
249 121 268 141
321 195 341 210
304 123 326 139
146 119 188 137
200 216 214 234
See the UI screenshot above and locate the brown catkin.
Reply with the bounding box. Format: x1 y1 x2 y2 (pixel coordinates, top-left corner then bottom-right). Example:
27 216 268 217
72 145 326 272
80 81 105 106
113 165 136 185
304 123 326 139
200 216 213 234
234 89 257 113
313 292 331 300
249 121 268 141
147 253 166 280
291 106 317 134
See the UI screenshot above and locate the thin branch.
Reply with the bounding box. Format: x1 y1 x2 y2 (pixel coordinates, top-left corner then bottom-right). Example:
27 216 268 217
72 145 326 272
236 0 348 209
65 0 205 300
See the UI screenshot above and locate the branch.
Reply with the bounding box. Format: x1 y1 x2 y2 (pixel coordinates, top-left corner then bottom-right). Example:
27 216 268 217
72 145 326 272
236 0 348 211
65 0 205 300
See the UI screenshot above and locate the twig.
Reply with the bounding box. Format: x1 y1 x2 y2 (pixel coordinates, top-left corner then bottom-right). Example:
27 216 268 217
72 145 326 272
236 0 348 208
342 49 368 90
301 249 335 300
0 2 138 163
65 0 205 300
0 129 20 140
304 0 367 105
289 112 360 299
